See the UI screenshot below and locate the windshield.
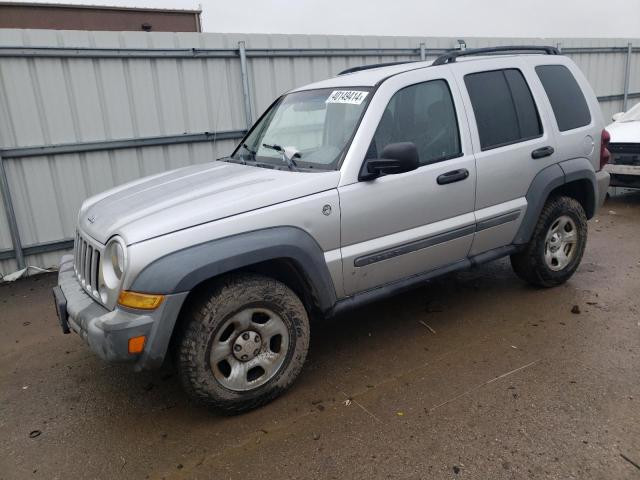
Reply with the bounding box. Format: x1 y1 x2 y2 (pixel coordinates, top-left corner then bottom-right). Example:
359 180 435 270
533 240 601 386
231 87 372 170
618 102 640 122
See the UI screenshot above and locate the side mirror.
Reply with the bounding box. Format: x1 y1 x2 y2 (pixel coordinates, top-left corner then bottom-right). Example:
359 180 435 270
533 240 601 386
612 112 624 122
359 142 419 181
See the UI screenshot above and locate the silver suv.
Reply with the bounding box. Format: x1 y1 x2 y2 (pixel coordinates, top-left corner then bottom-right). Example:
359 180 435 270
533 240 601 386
53 46 610 413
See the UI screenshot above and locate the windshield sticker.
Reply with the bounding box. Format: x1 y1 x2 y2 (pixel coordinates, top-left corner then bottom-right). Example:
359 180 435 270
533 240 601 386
326 90 369 105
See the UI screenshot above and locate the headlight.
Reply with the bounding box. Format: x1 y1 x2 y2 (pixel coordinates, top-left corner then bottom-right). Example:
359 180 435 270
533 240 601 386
111 242 125 279
100 237 128 302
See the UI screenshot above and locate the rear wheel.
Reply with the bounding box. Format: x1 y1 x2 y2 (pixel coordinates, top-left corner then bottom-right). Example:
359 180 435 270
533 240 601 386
510 196 588 287
177 273 310 414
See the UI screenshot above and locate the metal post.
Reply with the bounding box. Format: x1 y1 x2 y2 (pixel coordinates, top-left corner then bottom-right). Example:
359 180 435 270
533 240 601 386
419 42 426 61
0 153 25 269
238 41 253 130
556 42 562 53
623 42 632 111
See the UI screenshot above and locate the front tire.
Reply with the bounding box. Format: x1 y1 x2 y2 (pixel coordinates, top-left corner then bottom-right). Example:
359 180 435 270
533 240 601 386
510 196 588 287
177 273 310 414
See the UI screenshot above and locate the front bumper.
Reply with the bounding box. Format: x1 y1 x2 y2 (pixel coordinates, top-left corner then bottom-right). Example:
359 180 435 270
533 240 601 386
595 169 610 208
56 255 188 370
605 164 640 188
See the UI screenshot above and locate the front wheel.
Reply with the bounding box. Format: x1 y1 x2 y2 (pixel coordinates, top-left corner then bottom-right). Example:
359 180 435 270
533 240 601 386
177 273 310 414
510 196 588 287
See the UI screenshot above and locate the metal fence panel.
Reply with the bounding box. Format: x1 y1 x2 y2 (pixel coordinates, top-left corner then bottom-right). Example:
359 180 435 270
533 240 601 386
0 29 638 275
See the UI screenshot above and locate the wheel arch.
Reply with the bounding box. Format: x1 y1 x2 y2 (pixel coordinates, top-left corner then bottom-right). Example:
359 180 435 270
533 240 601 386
514 159 597 245
557 158 597 219
130 226 338 315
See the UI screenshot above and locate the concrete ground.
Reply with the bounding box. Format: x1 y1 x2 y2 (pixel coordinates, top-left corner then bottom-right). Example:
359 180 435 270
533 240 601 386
1 191 639 480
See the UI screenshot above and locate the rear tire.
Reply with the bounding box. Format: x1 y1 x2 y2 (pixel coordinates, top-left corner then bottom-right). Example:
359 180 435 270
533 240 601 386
177 273 310 414
510 196 588 287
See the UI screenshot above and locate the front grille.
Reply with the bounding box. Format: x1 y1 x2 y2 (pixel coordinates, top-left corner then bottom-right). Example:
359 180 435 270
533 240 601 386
74 230 103 300
608 143 640 154
609 143 640 167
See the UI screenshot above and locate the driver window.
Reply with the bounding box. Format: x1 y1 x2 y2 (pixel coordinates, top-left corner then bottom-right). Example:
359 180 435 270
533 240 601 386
366 79 461 166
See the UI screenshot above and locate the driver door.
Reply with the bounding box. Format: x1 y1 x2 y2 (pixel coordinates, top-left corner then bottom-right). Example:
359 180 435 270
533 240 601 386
338 70 477 295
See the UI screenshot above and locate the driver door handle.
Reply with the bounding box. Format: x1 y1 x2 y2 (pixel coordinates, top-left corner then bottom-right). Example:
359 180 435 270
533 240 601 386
437 168 469 185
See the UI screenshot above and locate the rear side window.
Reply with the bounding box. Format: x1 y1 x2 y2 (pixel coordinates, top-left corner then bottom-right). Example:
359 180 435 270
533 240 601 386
465 69 542 150
535 65 591 131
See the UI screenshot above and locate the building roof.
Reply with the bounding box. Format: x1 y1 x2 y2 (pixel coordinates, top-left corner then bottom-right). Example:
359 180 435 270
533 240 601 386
0 2 202 31
0 2 201 14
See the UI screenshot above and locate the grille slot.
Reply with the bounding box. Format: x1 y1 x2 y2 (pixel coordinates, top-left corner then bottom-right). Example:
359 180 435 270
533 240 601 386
73 231 103 300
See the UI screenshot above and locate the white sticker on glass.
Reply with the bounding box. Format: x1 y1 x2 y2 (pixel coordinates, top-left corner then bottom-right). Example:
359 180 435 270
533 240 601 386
325 90 369 105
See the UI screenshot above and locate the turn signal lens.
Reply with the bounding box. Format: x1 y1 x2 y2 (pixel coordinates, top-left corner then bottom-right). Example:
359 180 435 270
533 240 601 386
128 335 146 354
118 291 164 310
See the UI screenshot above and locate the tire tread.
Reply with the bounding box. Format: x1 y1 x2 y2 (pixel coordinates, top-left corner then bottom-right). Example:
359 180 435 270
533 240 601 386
510 195 588 288
176 273 309 414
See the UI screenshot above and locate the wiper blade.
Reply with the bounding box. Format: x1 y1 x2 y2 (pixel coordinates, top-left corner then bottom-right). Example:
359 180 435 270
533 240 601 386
243 159 278 170
221 156 276 170
242 143 257 155
232 143 259 164
262 143 300 171
262 142 283 152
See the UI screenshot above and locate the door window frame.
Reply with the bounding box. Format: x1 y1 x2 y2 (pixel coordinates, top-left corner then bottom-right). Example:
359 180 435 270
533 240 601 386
463 67 544 151
338 66 475 186
448 56 557 159
363 78 464 169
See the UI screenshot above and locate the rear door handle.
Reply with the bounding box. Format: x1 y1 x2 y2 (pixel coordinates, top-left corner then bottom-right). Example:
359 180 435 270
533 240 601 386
437 168 469 185
531 146 555 159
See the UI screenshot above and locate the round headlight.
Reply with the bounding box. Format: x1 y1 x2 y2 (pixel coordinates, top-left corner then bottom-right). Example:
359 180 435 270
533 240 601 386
111 242 125 278
101 237 127 290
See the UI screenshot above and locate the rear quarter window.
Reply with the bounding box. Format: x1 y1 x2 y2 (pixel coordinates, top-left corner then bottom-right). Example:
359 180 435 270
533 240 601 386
535 65 591 132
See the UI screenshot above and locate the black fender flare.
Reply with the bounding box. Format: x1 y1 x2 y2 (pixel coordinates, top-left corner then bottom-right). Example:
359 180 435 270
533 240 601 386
513 158 596 245
558 157 597 218
130 226 338 312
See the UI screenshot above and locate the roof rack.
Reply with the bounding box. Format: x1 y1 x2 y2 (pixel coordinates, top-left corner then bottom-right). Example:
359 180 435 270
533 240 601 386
337 45 560 76
432 45 560 66
338 61 416 75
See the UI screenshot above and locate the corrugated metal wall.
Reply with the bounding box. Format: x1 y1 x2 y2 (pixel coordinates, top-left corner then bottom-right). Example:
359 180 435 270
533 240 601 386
0 30 638 275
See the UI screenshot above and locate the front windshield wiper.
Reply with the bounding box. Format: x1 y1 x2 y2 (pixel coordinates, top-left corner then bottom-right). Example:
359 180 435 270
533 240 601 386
241 143 257 155
222 156 279 170
232 143 259 164
262 143 300 171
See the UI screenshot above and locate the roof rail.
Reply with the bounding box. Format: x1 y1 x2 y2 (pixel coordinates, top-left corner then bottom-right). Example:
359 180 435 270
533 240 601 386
338 60 416 75
432 45 560 66
337 45 560 76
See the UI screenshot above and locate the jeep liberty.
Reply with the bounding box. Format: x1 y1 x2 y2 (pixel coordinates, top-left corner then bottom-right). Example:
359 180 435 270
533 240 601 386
53 46 611 413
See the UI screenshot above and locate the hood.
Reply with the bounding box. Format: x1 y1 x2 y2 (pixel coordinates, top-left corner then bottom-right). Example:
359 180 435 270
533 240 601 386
79 161 341 245
606 120 640 144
